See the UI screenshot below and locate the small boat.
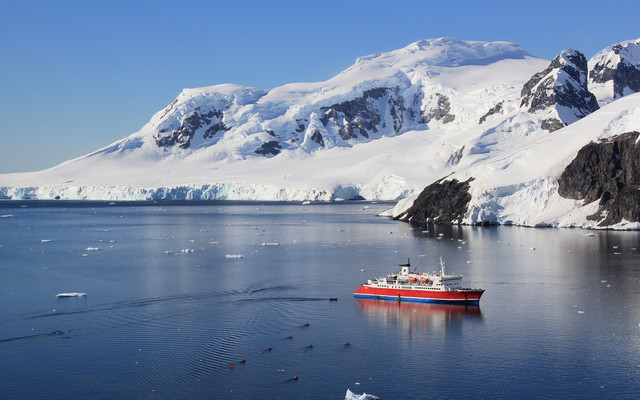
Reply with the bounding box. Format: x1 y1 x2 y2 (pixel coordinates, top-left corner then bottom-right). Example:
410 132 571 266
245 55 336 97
353 258 484 305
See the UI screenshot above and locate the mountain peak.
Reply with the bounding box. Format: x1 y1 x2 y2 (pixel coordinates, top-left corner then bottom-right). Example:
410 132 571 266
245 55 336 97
354 38 531 69
520 48 598 131
588 38 640 105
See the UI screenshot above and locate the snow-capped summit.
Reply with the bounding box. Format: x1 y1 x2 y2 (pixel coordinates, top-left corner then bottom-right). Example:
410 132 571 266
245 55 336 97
588 38 640 106
352 37 529 69
520 49 599 132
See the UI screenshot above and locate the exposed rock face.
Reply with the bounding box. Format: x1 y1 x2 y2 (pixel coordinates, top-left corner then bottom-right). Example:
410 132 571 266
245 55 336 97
558 131 640 226
479 101 503 124
319 87 407 139
520 49 599 131
422 93 455 124
154 106 230 149
310 129 324 146
589 39 640 104
254 140 283 156
395 178 474 226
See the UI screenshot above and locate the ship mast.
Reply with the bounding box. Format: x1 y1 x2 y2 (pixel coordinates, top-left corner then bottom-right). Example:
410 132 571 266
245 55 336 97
439 257 446 276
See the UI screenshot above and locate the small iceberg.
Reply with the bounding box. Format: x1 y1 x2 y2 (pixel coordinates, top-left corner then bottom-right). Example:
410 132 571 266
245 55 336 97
345 389 379 400
41 239 52 243
56 292 87 298
85 247 100 251
226 254 243 259
261 242 279 246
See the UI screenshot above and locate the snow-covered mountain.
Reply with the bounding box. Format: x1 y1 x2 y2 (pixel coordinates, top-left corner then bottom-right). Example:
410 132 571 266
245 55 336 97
588 38 640 106
2 37 640 228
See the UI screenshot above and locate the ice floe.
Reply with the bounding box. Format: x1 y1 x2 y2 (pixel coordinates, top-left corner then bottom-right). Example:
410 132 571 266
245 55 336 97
345 389 379 400
56 292 87 298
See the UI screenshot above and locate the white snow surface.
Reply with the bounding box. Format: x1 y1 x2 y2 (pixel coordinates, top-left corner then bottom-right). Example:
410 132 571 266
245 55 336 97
1 37 640 229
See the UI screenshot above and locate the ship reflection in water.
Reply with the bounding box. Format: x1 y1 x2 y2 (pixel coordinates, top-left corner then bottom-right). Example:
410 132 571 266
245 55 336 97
355 298 482 338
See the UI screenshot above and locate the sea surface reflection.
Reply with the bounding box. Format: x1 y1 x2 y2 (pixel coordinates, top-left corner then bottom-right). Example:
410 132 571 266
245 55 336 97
1 201 639 399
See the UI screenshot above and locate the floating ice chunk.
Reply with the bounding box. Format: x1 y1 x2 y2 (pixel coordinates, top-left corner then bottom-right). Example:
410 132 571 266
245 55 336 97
585 233 595 237
438 233 444 237
345 389 379 400
41 239 52 243
302 201 311 205
0 214 13 218
226 254 243 259
56 292 87 298
261 242 279 246
181 249 194 253
530 247 536 250
85 247 100 251
578 310 585 314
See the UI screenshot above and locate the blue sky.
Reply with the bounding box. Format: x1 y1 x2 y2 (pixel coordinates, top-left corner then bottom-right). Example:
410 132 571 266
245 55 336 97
1 0 638 173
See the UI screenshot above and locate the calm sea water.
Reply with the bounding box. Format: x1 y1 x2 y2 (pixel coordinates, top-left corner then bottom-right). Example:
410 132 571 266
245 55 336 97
1 201 639 399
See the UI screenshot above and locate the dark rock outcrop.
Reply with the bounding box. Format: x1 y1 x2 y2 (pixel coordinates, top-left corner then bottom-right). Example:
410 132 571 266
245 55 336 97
254 140 282 156
479 101 503 124
155 107 229 149
396 178 474 226
422 93 455 124
589 40 640 101
558 131 640 226
310 129 324 146
520 49 599 131
319 87 407 139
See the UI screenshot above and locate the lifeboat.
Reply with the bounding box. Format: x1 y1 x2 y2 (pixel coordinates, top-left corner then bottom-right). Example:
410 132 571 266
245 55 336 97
419 276 429 283
407 276 417 282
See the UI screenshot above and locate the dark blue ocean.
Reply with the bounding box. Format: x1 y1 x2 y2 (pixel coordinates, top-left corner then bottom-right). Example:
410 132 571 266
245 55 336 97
1 201 639 399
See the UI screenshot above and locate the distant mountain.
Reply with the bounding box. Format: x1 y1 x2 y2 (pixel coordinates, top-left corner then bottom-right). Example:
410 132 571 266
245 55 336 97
588 39 640 106
2 37 640 228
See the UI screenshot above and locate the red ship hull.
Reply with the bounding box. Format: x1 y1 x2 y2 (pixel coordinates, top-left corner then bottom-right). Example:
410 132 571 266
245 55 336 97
353 284 484 304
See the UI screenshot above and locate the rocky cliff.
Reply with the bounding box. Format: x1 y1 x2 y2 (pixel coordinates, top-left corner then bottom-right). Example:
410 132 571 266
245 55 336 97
558 131 640 226
395 178 474 226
